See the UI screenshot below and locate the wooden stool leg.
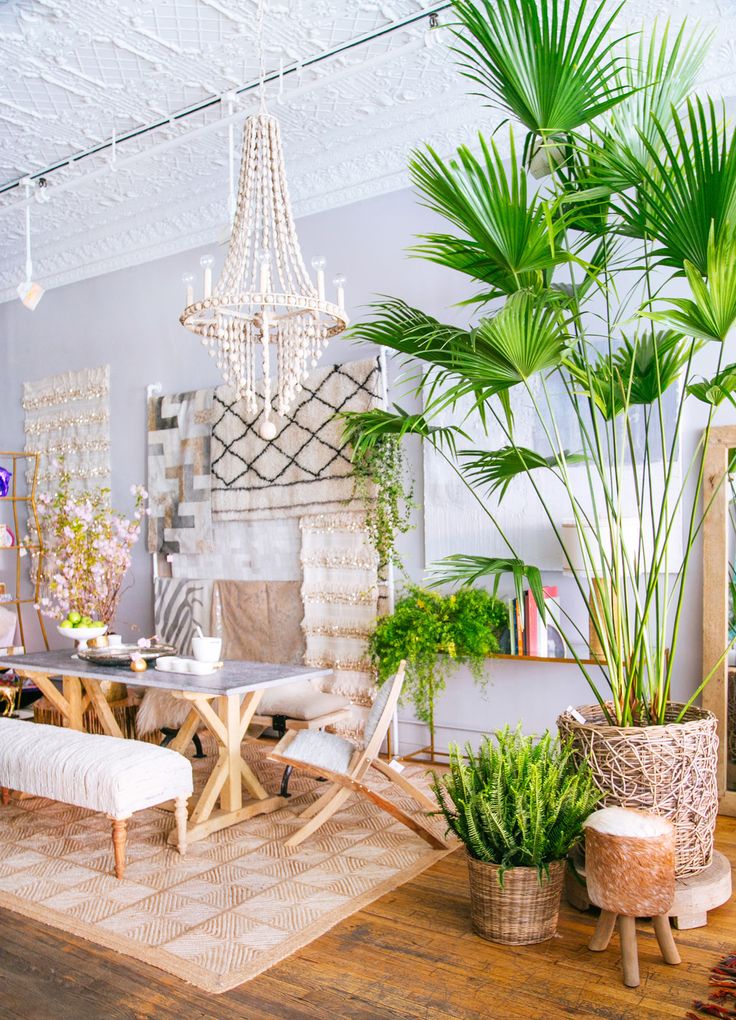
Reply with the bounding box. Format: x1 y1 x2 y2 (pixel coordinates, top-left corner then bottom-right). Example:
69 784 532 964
174 796 188 857
618 916 640 988
111 818 127 879
1 787 10 806
653 915 681 965
589 910 617 951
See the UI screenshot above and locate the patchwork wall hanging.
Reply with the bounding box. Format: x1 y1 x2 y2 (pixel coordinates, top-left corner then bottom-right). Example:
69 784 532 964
300 511 381 739
147 388 214 555
153 577 213 656
23 365 110 493
211 357 381 521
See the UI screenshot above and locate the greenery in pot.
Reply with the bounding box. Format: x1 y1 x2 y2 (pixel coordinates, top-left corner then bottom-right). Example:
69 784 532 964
432 726 600 881
343 0 736 727
369 584 507 731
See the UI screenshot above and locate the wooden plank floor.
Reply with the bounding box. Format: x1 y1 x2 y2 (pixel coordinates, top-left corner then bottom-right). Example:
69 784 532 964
0 817 733 1020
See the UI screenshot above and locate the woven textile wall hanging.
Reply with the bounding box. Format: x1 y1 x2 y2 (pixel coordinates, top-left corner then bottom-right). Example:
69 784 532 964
23 365 110 493
147 388 214 555
211 357 380 521
300 512 381 740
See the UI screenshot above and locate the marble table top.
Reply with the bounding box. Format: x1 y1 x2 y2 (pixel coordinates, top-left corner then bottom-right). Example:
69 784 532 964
0 650 332 697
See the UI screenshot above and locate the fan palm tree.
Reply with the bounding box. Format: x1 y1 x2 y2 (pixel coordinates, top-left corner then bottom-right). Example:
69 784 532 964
342 0 736 726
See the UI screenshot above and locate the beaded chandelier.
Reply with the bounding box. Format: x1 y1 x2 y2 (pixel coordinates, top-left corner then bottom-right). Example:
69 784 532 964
179 6 347 439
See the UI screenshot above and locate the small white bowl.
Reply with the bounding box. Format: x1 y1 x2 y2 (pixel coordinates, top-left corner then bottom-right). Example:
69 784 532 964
192 635 222 663
57 623 108 650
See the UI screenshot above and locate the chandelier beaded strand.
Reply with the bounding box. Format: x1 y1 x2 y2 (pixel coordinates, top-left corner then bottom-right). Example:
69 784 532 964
179 3 347 439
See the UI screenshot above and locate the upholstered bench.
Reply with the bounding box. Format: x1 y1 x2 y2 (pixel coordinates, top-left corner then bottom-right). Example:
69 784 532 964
0 718 193 878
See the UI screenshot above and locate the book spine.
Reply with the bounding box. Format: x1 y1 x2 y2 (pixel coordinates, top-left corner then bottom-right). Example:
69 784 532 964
524 589 538 657
508 600 516 655
515 598 524 657
542 585 560 657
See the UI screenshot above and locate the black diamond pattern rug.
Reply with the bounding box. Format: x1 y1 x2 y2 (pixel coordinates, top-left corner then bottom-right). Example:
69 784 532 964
211 358 380 520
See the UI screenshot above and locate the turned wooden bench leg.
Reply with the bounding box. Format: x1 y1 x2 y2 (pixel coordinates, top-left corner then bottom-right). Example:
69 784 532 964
1 787 10 806
111 818 127 879
175 796 188 856
618 915 640 988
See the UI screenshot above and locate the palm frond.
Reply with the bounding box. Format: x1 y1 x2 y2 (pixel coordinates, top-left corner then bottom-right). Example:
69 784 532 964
596 20 711 191
459 445 586 499
340 407 464 459
451 0 634 137
643 227 736 342
427 553 545 620
687 363 736 407
410 129 567 300
617 98 736 274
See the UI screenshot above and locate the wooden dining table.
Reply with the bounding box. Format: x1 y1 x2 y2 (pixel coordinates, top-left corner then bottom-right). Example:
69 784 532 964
0 650 331 844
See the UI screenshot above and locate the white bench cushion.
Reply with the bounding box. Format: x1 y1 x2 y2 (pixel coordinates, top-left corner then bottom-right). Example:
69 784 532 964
0 718 193 818
256 680 349 721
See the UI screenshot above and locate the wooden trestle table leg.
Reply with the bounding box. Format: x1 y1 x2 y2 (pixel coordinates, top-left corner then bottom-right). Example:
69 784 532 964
167 688 287 846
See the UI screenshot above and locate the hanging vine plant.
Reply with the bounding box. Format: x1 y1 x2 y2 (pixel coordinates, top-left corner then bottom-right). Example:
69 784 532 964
349 432 415 571
368 585 508 733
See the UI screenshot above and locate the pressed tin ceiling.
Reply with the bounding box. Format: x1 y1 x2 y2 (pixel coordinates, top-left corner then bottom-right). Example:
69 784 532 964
0 0 735 304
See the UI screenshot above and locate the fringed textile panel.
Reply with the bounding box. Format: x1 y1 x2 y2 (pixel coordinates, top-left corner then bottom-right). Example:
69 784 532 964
300 512 379 739
153 577 213 657
146 388 214 555
23 365 111 493
211 357 381 521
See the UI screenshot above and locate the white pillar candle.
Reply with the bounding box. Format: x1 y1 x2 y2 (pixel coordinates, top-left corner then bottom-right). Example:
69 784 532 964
200 253 214 300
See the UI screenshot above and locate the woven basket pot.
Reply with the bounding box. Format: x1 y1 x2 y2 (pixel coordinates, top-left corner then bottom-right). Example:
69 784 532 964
465 852 565 945
557 703 719 879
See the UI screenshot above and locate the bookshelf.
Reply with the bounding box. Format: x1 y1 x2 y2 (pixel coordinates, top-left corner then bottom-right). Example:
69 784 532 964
0 451 49 651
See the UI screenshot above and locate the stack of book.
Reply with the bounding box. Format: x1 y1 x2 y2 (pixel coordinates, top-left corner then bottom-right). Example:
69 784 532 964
506 586 563 658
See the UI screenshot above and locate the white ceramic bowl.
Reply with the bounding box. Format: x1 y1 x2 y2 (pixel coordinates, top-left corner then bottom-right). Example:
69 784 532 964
191 635 222 663
56 623 108 649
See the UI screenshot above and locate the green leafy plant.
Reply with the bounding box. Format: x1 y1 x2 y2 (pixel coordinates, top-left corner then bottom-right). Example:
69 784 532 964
432 726 600 880
349 432 415 571
345 0 736 726
369 585 507 730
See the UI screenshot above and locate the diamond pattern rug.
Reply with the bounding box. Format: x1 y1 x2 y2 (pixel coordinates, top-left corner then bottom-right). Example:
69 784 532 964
0 739 451 993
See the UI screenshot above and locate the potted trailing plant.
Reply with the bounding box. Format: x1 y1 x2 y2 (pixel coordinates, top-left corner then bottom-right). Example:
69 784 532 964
433 726 599 944
343 0 732 877
369 585 507 740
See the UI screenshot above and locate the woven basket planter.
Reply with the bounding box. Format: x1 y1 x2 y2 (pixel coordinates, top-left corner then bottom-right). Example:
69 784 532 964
557 703 719 879
465 852 565 945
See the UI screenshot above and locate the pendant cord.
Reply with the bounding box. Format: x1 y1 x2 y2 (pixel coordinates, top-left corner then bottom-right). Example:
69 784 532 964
24 181 32 282
257 0 267 114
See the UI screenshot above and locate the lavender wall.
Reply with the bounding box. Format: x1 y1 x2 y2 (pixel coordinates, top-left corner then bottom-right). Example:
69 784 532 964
0 185 730 752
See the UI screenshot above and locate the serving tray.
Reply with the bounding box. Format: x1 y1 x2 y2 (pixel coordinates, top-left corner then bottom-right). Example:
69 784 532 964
77 643 177 667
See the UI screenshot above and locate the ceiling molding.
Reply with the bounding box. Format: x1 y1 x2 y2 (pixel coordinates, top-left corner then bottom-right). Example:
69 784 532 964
1 0 735 305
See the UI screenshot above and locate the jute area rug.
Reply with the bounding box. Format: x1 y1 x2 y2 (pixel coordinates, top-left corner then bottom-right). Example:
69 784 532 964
0 738 451 993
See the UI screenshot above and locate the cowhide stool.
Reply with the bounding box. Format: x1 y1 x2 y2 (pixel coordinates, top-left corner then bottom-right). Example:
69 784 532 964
583 806 681 988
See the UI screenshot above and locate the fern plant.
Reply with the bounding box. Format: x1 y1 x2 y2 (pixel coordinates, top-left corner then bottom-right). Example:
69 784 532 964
432 726 599 881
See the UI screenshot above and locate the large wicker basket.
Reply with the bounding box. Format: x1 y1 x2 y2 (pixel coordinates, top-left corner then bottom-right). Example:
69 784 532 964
465 853 565 945
557 703 719 879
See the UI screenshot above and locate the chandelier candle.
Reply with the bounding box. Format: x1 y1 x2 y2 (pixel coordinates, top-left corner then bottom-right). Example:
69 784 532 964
179 113 348 439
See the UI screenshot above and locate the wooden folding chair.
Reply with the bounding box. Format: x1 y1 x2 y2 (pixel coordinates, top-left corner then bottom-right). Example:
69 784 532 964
269 661 446 849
